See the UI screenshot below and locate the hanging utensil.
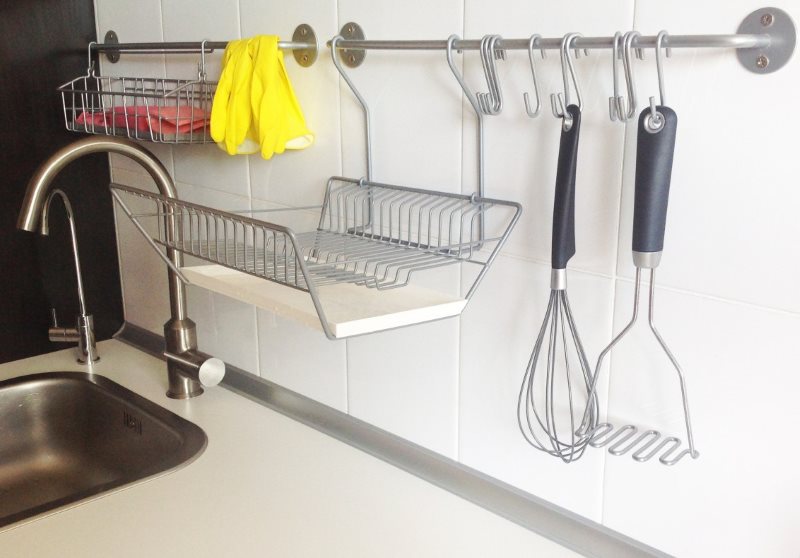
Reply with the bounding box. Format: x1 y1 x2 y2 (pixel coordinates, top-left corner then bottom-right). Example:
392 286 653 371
579 31 699 466
517 35 598 463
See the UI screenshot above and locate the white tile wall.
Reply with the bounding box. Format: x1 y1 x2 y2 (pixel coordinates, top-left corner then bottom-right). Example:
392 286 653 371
96 0 800 554
459 254 614 519
601 282 800 557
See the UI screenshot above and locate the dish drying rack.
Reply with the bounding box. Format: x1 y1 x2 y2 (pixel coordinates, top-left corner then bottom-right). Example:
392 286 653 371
58 26 319 144
111 177 521 339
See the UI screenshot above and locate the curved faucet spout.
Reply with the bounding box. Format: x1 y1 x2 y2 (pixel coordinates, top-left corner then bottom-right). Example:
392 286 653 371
41 189 88 317
17 137 222 398
17 136 186 323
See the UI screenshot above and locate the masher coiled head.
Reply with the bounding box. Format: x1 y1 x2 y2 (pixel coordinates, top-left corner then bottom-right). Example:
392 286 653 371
517 286 599 463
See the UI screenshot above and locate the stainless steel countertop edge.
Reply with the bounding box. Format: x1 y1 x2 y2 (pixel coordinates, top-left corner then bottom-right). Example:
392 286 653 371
115 322 670 558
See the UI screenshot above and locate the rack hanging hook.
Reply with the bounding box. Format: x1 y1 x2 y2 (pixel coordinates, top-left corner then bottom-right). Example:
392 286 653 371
523 34 544 118
86 41 97 76
646 30 671 132
198 39 209 81
477 35 505 115
445 35 485 242
550 33 582 131
330 34 373 181
609 32 628 122
620 30 644 121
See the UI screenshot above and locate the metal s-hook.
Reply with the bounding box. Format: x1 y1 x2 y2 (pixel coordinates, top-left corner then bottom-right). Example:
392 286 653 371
86 42 97 76
646 30 672 132
523 34 544 118
198 39 209 81
550 33 582 131
620 30 644 121
609 32 628 122
477 35 505 115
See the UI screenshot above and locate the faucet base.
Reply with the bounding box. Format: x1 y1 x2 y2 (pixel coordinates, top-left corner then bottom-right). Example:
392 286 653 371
164 317 203 398
166 368 204 399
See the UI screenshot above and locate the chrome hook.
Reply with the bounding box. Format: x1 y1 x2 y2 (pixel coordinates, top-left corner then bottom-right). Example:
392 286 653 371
646 30 672 132
445 35 485 233
609 32 627 122
198 39 209 81
550 33 582 131
477 35 505 115
86 41 97 76
620 30 644 121
523 34 544 118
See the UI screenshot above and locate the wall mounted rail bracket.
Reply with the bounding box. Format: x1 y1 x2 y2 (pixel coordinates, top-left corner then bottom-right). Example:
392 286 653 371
102 30 120 63
338 22 366 68
737 7 795 73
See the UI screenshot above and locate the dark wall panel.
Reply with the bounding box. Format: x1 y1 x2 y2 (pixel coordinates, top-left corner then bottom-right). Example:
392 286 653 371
0 0 124 363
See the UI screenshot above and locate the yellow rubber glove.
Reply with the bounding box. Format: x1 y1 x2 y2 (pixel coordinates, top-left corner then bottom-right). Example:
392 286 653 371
253 36 313 159
210 41 240 144
211 35 313 158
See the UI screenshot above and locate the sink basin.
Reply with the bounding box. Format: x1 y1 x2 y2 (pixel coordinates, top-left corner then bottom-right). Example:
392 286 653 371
0 372 206 528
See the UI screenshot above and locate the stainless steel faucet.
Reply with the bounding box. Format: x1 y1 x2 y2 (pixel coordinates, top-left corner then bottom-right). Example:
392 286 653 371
17 136 224 398
40 189 99 364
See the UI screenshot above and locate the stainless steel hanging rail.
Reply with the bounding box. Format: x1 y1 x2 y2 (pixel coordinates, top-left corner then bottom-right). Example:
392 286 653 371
95 23 320 67
91 40 317 54
328 8 797 74
327 34 770 52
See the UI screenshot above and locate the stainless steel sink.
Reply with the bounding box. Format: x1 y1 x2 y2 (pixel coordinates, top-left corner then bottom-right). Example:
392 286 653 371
0 372 207 527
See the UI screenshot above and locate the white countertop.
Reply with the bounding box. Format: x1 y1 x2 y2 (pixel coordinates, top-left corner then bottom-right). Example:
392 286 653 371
0 340 576 557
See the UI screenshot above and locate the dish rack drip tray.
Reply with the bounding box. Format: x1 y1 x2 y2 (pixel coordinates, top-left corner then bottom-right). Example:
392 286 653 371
111 177 521 339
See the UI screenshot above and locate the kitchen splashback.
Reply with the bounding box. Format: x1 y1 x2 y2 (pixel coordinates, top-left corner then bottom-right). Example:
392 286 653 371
97 0 800 555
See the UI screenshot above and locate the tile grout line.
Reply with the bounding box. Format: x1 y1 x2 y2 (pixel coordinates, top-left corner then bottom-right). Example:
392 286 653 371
454 0 468 463
335 0 350 415
237 0 263 378
598 0 641 530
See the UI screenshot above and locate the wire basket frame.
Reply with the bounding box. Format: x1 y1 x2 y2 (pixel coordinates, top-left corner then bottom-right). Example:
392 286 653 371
110 176 521 337
58 44 215 144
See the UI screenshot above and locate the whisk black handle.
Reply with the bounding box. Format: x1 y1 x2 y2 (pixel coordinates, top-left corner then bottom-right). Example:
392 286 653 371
633 106 677 256
552 104 581 270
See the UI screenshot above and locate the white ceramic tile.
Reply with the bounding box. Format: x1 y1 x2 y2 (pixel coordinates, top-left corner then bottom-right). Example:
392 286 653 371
173 183 259 372
458 254 614 519
347 318 460 457
161 0 241 80
172 143 250 197
109 143 174 179
463 0 635 275
249 198 321 233
186 284 215 350
602 280 800 557
256 309 347 410
240 0 343 208
111 168 171 334
207 293 259 373
337 0 464 191
94 0 166 78
614 1 800 312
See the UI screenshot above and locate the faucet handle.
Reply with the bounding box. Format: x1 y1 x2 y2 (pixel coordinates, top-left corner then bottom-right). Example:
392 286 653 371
48 308 80 344
164 351 226 387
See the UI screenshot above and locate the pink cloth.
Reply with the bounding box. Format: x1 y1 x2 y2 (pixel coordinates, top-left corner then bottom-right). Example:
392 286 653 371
75 105 209 135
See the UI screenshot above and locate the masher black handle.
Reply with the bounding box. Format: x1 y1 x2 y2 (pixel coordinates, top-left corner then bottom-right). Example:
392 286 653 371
551 104 581 270
633 106 677 254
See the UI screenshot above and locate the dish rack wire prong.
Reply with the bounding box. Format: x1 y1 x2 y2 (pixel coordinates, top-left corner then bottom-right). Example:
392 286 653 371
110 176 521 339
58 43 216 144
